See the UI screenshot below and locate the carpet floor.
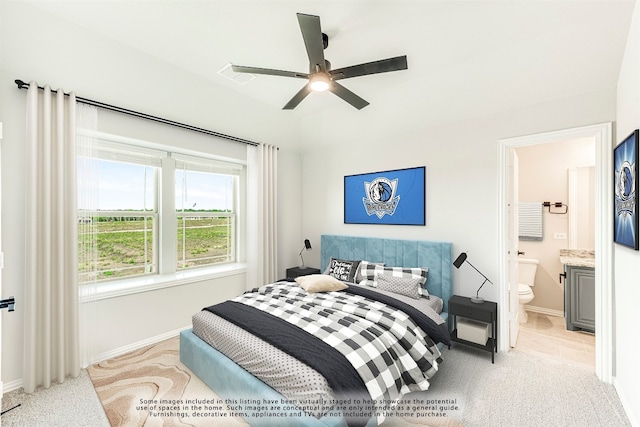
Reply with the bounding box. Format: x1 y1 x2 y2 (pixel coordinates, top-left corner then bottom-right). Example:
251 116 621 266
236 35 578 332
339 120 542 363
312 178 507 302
1 370 109 427
416 345 630 427
83 336 630 427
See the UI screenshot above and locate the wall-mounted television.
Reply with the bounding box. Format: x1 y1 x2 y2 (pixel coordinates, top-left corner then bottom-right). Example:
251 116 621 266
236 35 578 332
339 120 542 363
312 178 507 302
344 166 425 225
614 129 639 250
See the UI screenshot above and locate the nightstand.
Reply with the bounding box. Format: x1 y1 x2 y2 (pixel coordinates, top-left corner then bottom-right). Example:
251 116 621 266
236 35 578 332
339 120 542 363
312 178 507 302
286 266 321 279
448 295 498 363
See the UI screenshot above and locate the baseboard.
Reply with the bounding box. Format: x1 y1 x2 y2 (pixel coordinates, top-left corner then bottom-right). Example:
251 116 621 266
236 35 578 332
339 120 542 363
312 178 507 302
524 304 564 318
614 377 638 427
3 378 23 394
2 326 192 396
91 325 192 365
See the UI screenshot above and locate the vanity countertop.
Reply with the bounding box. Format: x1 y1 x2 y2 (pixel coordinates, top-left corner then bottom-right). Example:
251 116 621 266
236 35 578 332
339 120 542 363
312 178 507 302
560 249 595 269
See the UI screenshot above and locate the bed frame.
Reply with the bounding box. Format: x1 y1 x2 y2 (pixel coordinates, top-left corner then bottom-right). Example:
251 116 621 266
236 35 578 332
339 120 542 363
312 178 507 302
180 235 453 426
320 234 453 313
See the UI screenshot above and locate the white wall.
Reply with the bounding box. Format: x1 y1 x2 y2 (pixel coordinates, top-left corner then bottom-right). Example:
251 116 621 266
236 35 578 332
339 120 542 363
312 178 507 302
301 90 616 302
0 1 303 388
1 6 636 425
614 1 640 425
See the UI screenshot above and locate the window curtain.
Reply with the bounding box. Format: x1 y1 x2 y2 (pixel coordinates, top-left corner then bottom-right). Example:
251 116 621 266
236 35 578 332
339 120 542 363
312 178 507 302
246 143 278 290
24 83 85 392
76 104 99 368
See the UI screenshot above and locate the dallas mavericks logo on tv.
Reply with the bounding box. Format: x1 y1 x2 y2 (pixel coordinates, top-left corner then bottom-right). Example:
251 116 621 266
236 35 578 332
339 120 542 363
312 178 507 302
344 166 424 225
363 177 400 219
615 160 636 217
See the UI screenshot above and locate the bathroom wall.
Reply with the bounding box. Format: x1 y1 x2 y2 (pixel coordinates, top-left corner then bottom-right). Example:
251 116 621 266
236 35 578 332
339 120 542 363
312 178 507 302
516 138 595 314
569 166 596 249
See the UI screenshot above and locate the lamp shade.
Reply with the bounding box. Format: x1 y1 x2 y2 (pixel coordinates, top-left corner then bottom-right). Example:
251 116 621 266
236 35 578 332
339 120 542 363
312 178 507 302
452 251 492 304
299 239 312 268
453 252 467 268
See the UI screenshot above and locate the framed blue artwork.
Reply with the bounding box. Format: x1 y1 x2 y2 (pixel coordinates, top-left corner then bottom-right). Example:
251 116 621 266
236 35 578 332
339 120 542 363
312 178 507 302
344 166 425 225
614 129 639 250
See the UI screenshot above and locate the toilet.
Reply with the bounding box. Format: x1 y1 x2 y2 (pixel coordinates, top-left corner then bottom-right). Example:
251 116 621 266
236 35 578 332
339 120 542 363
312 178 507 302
517 258 539 323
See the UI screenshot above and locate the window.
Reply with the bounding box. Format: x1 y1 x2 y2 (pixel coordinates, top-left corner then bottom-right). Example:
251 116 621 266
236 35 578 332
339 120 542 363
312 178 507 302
78 137 243 285
175 155 240 269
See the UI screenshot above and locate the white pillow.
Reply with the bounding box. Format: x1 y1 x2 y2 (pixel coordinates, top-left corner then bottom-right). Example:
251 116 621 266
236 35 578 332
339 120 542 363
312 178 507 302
295 274 348 293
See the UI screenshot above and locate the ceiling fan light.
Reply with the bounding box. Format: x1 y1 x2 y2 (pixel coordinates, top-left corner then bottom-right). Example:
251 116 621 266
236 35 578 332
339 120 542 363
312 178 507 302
309 74 330 91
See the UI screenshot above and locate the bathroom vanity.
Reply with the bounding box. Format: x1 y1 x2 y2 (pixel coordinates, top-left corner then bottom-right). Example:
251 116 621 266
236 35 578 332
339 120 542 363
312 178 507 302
560 249 595 333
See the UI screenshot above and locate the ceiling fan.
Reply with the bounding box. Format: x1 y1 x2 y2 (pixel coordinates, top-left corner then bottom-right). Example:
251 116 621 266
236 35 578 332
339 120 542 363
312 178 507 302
231 13 408 110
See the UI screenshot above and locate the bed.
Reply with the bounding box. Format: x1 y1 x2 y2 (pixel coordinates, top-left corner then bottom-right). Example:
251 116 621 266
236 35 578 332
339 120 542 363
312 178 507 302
180 234 453 426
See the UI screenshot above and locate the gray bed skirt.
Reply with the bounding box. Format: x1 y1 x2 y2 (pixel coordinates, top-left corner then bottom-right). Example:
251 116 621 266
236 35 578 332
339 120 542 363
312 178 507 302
180 328 377 427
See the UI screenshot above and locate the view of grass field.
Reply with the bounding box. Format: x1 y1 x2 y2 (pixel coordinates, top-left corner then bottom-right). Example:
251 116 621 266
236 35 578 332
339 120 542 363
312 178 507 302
78 215 232 281
177 216 233 269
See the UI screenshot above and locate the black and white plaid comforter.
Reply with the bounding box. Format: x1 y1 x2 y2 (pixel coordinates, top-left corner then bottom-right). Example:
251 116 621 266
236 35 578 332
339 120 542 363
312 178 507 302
232 283 442 413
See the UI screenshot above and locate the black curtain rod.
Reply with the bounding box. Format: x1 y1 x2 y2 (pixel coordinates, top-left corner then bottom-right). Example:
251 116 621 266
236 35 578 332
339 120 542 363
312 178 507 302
15 79 260 147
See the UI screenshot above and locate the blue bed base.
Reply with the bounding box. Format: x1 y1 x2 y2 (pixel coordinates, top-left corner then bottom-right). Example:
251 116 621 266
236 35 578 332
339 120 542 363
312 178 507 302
180 235 453 426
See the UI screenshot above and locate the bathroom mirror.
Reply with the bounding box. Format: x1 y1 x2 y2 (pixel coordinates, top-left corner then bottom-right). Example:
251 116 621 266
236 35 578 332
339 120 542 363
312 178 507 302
567 166 595 249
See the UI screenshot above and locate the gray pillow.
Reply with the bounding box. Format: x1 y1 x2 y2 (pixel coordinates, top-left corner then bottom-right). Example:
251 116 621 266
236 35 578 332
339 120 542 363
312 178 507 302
374 274 423 299
359 264 429 296
355 260 385 283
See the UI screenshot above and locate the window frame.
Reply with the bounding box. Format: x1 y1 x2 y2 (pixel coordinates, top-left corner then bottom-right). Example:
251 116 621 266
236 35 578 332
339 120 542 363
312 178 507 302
77 210 158 281
77 131 247 295
174 154 242 272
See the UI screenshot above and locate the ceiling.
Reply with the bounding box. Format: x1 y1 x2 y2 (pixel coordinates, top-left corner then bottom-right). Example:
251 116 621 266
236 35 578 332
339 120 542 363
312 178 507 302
25 0 636 141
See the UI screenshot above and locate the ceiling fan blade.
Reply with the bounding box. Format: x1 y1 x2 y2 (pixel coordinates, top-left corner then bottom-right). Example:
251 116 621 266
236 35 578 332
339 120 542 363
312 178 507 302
232 65 308 79
329 82 369 110
330 55 408 81
283 84 313 110
297 13 326 72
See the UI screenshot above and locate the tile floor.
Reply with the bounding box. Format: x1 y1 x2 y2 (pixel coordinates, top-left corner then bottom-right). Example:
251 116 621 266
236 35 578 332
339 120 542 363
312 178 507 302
514 310 595 370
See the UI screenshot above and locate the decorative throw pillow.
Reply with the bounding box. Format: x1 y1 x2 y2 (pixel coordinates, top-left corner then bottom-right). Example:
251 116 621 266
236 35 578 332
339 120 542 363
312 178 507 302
359 264 429 296
374 274 423 299
354 260 385 283
357 261 386 287
324 258 361 283
295 274 348 293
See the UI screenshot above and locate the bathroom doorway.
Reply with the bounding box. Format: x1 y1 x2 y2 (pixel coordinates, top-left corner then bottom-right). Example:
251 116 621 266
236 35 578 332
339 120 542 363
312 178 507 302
513 141 596 368
515 139 594 319
497 123 614 383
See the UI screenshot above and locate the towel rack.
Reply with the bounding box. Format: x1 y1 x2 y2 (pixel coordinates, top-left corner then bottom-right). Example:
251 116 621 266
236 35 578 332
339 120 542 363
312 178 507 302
542 201 568 214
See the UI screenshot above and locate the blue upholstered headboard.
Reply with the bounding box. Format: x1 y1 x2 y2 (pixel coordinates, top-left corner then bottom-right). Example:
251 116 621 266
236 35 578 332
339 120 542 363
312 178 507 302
320 234 453 312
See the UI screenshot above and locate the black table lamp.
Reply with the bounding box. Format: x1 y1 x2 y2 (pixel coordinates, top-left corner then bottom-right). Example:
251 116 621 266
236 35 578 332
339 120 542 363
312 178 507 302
299 239 312 268
453 252 493 304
